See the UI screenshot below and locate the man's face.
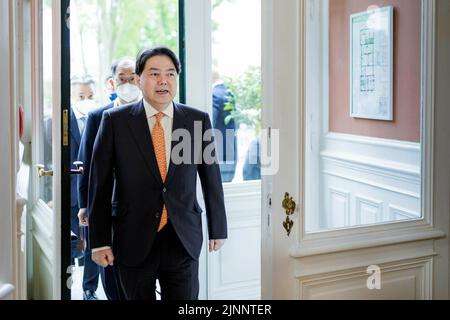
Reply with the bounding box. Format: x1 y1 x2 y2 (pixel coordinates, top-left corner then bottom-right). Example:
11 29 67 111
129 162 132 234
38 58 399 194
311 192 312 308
114 63 138 87
72 83 95 103
137 55 178 110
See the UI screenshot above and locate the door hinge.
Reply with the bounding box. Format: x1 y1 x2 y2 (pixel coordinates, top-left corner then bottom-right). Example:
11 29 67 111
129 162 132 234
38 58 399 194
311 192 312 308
63 109 69 147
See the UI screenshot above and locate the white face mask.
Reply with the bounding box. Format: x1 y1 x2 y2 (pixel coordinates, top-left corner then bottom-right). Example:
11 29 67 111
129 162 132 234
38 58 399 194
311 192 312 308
73 99 97 116
116 83 141 103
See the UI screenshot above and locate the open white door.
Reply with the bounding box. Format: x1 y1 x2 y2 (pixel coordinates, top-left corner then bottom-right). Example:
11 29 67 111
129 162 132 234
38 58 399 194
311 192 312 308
0 0 18 301
262 0 450 299
28 0 63 300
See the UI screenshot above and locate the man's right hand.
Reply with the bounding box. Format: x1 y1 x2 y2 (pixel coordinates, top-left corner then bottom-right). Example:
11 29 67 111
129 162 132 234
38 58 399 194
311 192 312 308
78 208 88 226
92 248 114 268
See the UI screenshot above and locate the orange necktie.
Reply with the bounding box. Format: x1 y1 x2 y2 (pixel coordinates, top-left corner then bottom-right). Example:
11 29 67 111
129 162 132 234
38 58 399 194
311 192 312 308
152 112 168 232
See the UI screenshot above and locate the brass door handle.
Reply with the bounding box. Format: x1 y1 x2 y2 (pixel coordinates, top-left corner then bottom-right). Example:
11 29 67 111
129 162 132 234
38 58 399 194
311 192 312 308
282 192 297 236
36 164 54 178
70 161 84 175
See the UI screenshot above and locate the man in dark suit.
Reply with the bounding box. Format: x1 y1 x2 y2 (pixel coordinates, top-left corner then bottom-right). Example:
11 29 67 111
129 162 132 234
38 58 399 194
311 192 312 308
77 57 140 300
212 71 237 183
70 75 97 264
88 46 227 300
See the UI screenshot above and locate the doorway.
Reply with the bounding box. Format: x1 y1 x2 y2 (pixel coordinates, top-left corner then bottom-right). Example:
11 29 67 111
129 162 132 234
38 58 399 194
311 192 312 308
67 0 262 300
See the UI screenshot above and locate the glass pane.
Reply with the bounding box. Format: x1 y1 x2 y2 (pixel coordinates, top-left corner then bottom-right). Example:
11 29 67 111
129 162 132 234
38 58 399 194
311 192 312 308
69 0 180 300
305 0 423 233
70 0 179 106
212 0 262 183
39 0 53 206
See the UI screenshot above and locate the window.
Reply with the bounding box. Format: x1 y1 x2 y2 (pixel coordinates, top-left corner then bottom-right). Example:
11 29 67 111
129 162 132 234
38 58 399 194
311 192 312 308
304 0 424 232
211 0 261 184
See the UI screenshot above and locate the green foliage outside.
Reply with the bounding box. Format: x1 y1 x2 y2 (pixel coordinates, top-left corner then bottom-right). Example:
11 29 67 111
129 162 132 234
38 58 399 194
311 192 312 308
72 0 261 127
224 66 262 135
73 0 179 97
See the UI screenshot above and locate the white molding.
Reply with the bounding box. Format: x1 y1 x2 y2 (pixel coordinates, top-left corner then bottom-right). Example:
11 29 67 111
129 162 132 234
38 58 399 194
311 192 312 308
298 257 433 299
325 132 421 151
322 169 420 199
31 202 53 261
355 195 383 225
292 226 444 258
209 222 261 300
321 134 421 178
209 181 262 300
390 205 420 221
223 180 260 194
295 240 436 278
420 0 435 227
327 187 350 228
321 155 420 185
223 181 261 204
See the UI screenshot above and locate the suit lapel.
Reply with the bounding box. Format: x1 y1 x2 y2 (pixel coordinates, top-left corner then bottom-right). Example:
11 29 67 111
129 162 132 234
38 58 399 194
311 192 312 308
128 100 163 184
165 103 187 185
70 110 81 148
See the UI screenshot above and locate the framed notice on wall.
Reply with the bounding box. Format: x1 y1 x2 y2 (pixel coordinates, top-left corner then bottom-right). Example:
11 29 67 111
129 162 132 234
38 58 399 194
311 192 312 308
350 6 393 121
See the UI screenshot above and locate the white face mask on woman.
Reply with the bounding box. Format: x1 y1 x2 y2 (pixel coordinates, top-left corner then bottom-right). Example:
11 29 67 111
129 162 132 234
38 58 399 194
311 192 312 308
116 83 141 103
73 99 97 116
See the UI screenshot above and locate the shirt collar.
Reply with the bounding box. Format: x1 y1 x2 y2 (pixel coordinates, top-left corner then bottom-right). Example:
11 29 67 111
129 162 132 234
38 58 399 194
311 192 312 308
143 99 174 119
72 105 86 120
113 98 121 108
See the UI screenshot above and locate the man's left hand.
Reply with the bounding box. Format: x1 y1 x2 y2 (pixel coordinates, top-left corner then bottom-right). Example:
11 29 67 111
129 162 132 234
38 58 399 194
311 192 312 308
209 239 225 252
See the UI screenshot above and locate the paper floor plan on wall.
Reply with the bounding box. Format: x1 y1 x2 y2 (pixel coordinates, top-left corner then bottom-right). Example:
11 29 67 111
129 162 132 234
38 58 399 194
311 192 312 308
350 6 393 121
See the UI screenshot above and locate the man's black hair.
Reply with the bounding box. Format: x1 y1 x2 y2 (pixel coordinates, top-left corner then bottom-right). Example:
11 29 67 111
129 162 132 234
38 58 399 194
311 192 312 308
135 46 181 76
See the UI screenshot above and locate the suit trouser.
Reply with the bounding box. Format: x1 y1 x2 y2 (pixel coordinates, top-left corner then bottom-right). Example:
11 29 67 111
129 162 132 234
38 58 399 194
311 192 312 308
116 221 199 300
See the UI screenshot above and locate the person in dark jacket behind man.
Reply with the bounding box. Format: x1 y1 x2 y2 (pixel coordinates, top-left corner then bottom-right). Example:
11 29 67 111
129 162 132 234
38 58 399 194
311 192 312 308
77 57 141 300
212 70 237 183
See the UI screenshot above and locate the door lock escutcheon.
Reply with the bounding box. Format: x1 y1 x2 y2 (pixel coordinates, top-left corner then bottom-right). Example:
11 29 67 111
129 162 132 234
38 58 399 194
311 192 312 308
282 192 296 236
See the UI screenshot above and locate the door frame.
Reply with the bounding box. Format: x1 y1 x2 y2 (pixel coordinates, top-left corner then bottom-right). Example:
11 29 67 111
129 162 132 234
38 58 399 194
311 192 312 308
28 0 64 300
0 0 18 300
60 0 71 301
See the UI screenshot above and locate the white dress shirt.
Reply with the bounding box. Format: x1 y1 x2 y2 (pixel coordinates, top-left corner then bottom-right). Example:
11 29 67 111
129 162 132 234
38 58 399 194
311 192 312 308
71 105 87 135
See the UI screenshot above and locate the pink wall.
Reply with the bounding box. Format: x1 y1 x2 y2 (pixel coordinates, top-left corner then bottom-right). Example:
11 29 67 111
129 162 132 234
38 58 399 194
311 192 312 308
329 0 421 142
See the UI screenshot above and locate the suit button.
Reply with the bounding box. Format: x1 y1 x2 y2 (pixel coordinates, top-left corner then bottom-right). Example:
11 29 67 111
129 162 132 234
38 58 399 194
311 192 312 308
163 187 167 193
155 213 160 218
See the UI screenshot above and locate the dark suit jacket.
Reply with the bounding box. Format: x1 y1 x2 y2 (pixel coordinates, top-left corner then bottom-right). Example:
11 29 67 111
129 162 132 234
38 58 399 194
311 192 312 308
70 110 82 208
243 137 261 181
88 100 228 267
77 103 114 210
212 83 237 182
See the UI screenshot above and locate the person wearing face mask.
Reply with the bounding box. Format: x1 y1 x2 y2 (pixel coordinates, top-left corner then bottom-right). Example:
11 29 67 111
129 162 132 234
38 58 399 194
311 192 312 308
69 75 97 275
77 57 140 300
